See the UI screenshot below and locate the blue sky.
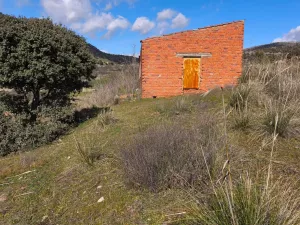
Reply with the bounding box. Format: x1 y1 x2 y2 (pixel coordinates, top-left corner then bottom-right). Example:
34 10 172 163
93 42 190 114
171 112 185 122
0 0 299 55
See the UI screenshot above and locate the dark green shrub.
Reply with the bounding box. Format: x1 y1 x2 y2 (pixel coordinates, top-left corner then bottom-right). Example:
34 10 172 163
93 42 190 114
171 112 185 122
0 106 73 156
0 13 95 122
0 13 97 155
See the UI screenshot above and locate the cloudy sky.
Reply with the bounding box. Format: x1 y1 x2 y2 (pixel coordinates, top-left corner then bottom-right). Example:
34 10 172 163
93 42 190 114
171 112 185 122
0 0 299 55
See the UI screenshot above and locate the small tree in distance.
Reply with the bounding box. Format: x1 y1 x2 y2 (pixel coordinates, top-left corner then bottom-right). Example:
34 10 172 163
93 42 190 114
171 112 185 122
0 13 95 121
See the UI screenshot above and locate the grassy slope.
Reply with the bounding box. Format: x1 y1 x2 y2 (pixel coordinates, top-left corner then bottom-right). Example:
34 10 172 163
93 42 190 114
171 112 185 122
0 91 300 225
0 97 190 225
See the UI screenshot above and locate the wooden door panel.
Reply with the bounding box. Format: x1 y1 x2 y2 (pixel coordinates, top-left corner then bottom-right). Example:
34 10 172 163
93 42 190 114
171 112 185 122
183 58 200 89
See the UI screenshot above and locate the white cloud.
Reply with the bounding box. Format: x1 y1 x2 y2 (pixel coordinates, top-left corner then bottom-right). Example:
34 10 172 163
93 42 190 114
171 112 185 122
132 17 155 34
157 21 169 35
104 16 130 39
155 9 190 34
41 0 92 24
101 0 136 9
171 13 189 29
157 8 176 21
273 26 300 42
41 0 130 39
79 13 114 34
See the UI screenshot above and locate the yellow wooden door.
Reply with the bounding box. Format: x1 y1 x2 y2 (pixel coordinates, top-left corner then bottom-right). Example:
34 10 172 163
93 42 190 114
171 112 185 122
183 58 200 89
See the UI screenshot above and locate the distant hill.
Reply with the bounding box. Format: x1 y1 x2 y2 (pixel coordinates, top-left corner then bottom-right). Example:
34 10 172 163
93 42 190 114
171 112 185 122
88 44 138 64
244 42 300 61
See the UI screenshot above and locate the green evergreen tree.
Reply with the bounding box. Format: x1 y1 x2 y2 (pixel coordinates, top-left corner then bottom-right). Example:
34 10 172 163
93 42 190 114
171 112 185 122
0 13 95 121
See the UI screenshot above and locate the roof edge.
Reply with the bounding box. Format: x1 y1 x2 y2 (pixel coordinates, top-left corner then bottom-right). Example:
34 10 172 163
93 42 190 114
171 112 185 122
140 20 244 43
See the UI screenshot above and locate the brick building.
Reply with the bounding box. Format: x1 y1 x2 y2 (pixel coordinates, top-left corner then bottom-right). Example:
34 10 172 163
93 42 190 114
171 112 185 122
139 20 244 98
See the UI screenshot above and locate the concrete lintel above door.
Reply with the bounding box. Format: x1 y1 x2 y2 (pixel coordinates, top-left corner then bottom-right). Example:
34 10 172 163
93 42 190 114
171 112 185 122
176 53 212 58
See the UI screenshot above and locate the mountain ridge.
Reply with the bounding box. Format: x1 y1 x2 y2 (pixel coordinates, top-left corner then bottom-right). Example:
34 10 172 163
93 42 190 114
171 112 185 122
88 44 138 64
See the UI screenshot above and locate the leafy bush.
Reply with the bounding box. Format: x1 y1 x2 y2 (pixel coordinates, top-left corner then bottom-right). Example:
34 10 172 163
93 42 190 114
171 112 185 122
121 115 221 192
0 13 95 122
0 111 72 156
0 13 97 155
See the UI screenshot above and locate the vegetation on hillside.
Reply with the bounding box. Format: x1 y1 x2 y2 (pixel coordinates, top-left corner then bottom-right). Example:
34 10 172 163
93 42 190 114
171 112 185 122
243 42 300 61
88 43 139 64
1 51 300 224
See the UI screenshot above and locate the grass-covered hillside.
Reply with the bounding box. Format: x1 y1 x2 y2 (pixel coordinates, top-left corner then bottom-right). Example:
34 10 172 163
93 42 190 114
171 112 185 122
1 54 300 224
244 42 300 61
88 44 138 65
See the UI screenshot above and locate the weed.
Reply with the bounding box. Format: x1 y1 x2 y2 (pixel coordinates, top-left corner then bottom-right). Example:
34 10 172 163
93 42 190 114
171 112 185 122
74 136 95 167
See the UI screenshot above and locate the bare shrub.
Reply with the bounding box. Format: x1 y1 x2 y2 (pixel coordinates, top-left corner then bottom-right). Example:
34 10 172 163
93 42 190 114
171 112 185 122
121 114 222 192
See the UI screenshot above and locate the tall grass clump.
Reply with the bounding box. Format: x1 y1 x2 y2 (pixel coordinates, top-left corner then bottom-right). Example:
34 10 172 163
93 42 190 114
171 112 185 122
263 100 296 136
74 111 116 166
229 84 251 130
229 84 250 111
121 114 222 192
187 176 300 225
229 57 300 135
156 96 194 116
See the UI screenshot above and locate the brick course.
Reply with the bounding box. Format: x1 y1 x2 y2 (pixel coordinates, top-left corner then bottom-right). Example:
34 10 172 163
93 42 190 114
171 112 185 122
140 21 244 98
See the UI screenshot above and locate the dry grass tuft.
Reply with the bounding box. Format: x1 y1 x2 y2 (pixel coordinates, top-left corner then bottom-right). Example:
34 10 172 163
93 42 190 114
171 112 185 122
229 58 300 136
187 175 300 225
80 63 140 108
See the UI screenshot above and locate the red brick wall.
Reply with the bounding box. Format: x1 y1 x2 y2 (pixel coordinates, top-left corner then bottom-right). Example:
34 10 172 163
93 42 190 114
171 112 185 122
140 21 244 98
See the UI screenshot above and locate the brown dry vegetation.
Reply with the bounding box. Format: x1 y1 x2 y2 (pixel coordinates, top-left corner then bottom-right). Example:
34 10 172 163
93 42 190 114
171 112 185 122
0 58 300 224
76 63 140 109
